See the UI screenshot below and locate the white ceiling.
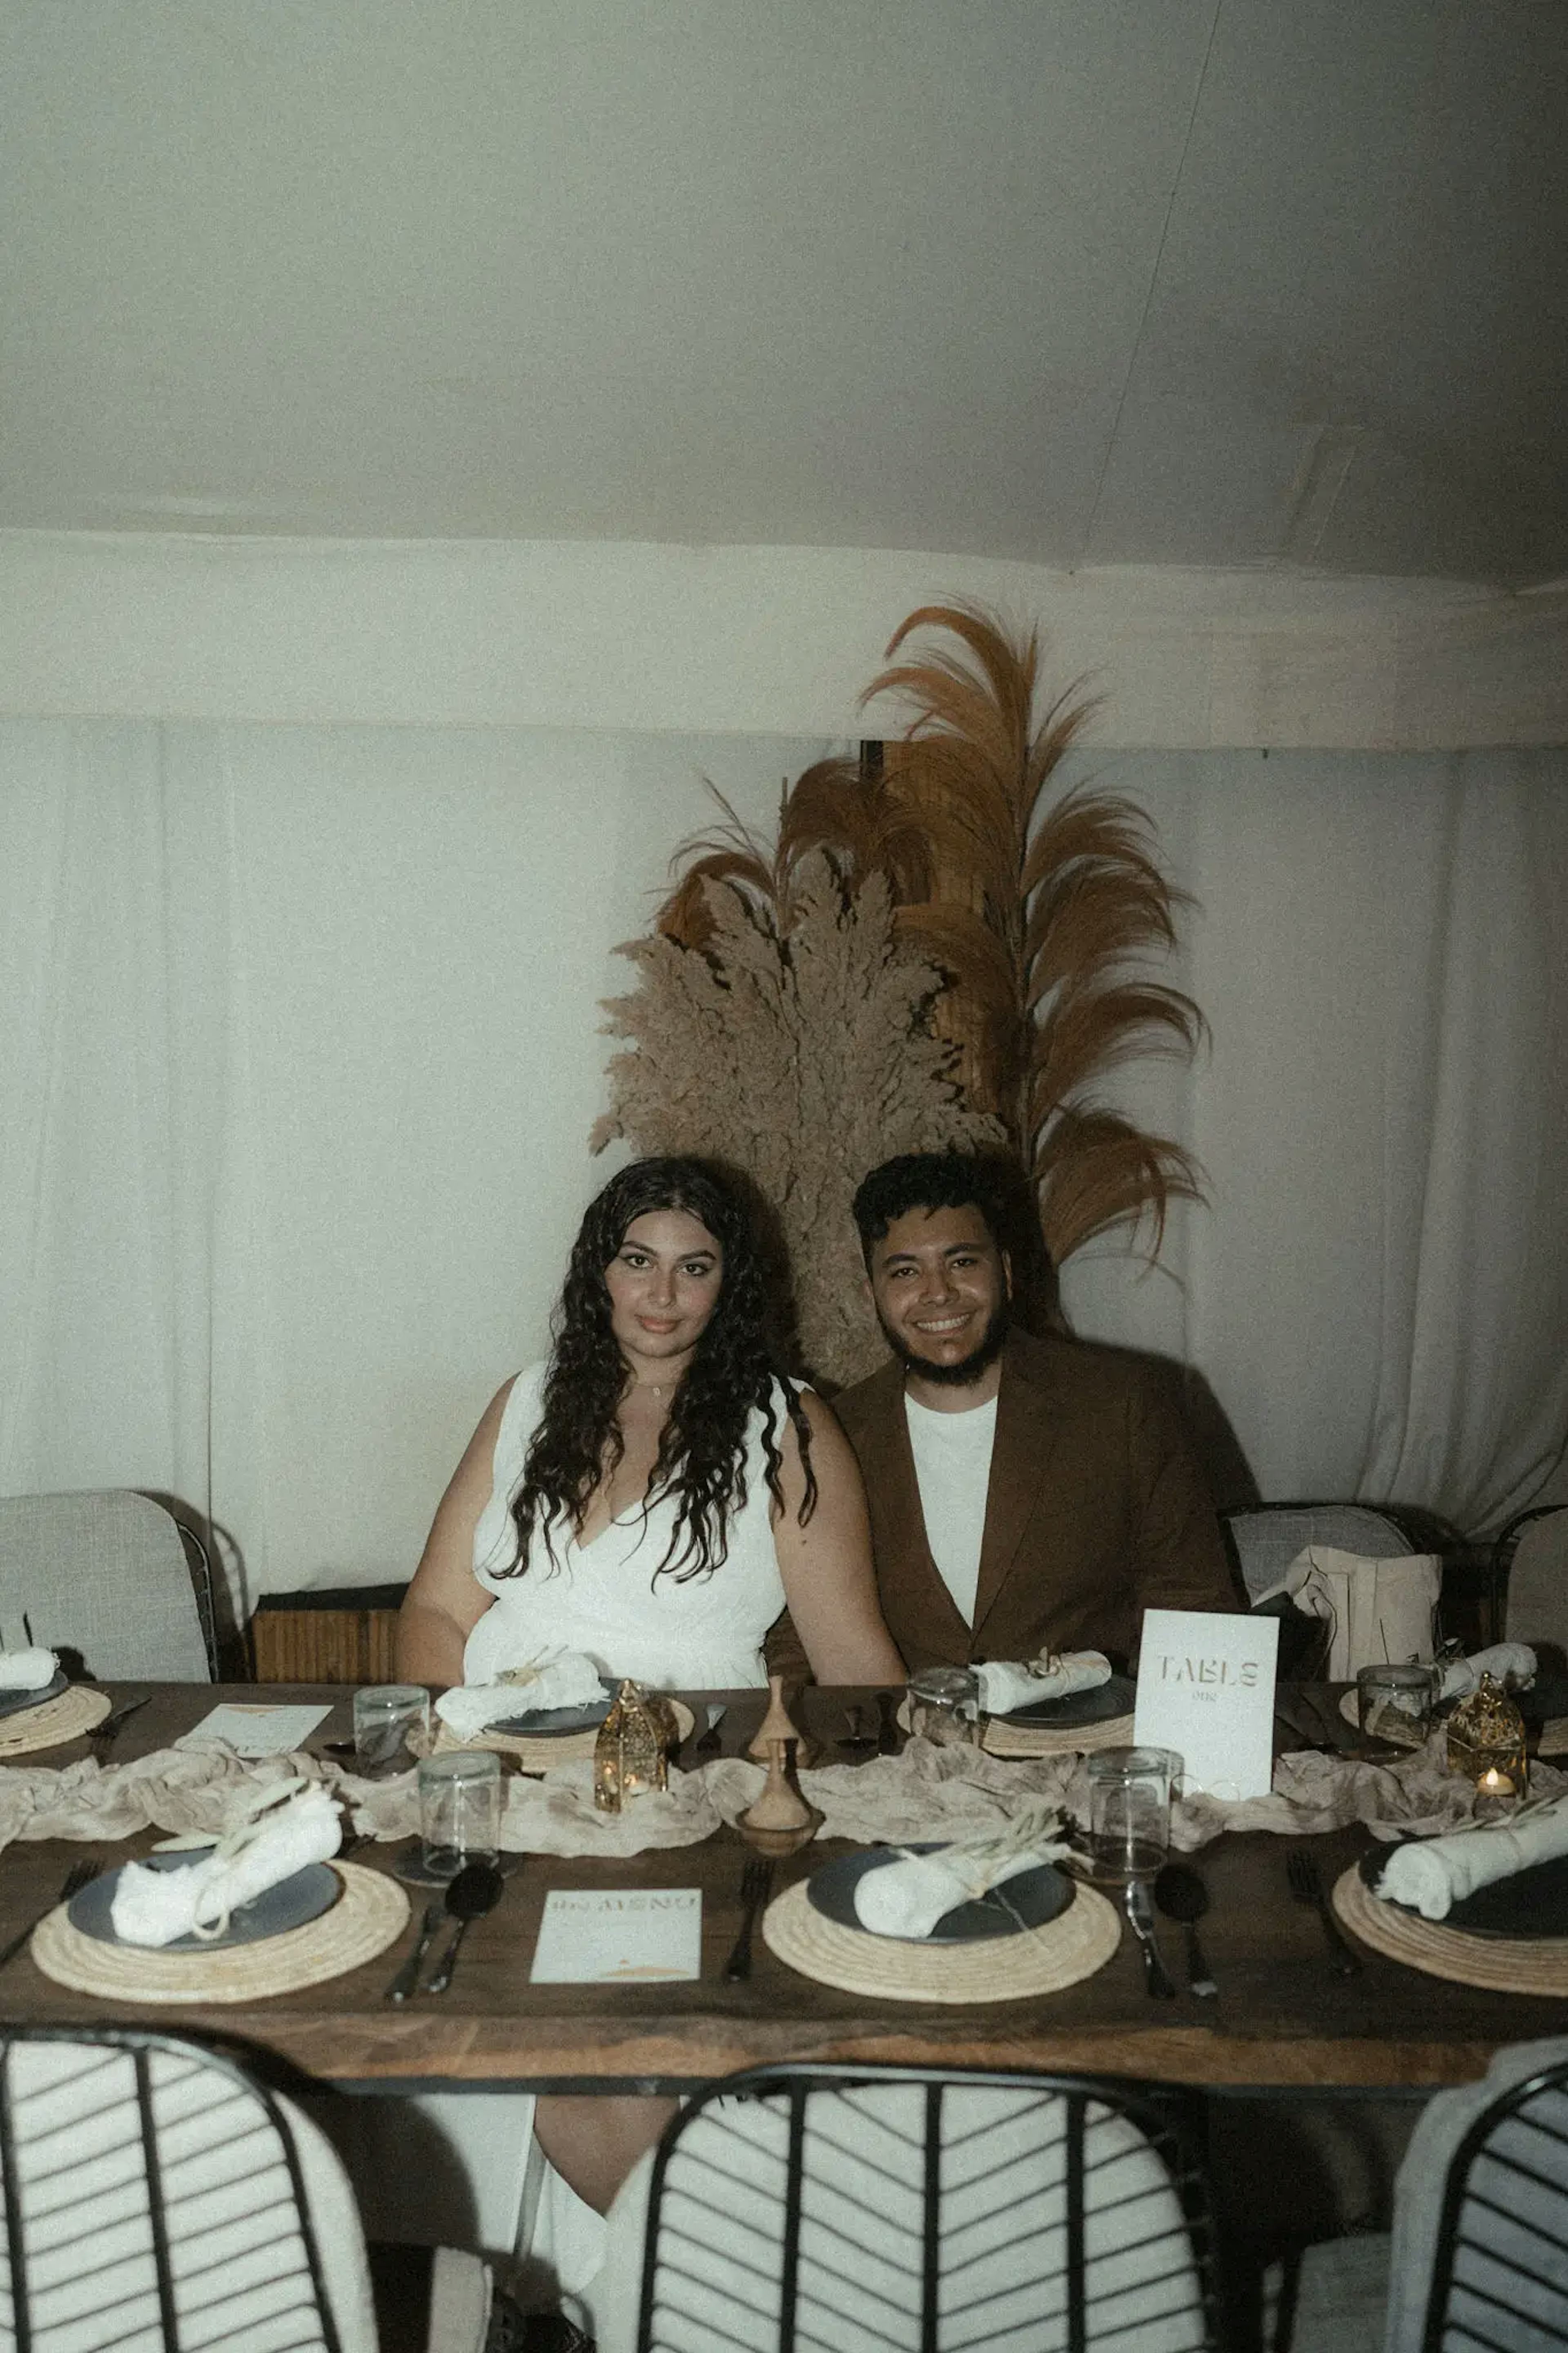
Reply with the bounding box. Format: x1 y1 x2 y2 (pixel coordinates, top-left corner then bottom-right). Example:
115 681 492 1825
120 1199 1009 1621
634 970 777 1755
4 1 1564 585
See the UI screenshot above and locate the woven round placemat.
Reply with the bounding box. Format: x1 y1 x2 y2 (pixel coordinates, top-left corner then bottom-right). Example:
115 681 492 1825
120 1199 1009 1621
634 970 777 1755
434 1698 695 1773
30 1860 410 2005
981 1712 1136 1760
0 1683 111 1758
1331 1862 1568 1994
761 1872 1121 2003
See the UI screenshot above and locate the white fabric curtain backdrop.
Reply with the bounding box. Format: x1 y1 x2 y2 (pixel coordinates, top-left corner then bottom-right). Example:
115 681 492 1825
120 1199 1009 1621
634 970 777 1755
2 724 1564 1606
1054 748 1568 1535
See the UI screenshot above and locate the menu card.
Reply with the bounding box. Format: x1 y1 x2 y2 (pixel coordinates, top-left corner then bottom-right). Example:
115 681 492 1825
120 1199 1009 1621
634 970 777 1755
530 1888 703 1984
1133 1609 1278 1800
176 1703 333 1758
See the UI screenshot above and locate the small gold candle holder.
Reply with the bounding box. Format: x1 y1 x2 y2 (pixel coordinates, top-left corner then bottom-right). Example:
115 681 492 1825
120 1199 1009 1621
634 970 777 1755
592 1679 672 1813
1445 1672 1528 1812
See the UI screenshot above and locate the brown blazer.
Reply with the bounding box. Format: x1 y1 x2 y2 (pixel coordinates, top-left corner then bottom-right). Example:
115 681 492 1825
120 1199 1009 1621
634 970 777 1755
833 1328 1240 1673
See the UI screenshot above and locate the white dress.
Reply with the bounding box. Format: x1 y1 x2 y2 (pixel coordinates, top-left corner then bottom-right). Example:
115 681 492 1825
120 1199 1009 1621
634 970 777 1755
324 1364 798 2323
463 1361 792 1691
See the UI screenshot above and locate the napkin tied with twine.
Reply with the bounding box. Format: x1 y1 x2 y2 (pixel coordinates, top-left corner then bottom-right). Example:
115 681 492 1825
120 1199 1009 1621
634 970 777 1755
434 1650 605 1742
109 1780 342 1946
1373 1792 1568 1920
851 1802 1072 1938
0 1648 58 1692
976 1653 1112 1716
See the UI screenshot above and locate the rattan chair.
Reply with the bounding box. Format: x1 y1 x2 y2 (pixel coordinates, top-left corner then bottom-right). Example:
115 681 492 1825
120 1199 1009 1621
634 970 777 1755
595 2061 1221 2353
1492 1504 1568 1663
0 2024 497 2353
1222 1503 1426 1606
0 1490 214 1680
1383 2035 1568 2353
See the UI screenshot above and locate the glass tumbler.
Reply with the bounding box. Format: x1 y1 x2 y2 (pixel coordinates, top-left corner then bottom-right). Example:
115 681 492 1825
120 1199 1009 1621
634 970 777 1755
352 1684 431 1778
1356 1662 1437 1749
417 1751 502 1878
1085 1746 1180 1880
906 1666 982 1747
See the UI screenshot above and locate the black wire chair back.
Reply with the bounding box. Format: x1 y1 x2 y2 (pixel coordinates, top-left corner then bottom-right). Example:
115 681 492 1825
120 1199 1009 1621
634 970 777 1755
628 2062 1221 2353
1418 2053 1568 2352
0 2024 344 2353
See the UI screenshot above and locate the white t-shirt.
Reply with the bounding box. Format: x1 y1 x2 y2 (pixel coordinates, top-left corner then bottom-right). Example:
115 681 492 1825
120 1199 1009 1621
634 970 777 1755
904 1391 998 1626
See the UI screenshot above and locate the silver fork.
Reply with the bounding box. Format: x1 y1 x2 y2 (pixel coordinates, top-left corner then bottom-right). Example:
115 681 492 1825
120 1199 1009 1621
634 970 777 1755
723 1858 773 1981
88 1695 151 1755
0 1861 97 1974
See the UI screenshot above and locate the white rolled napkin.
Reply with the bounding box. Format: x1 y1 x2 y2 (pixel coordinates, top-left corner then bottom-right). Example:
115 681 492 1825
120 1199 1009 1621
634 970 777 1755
853 1805 1072 1939
109 1782 342 1947
1375 1793 1568 1922
1438 1644 1537 1702
975 1651 1112 1716
434 1648 606 1741
0 1647 58 1692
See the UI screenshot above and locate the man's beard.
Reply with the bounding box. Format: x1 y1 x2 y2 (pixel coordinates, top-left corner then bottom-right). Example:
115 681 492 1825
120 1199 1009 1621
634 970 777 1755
877 1298 1011 1388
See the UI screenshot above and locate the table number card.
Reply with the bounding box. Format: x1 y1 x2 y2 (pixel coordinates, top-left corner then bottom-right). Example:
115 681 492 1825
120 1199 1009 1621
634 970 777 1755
1133 1610 1279 1800
530 1888 702 1985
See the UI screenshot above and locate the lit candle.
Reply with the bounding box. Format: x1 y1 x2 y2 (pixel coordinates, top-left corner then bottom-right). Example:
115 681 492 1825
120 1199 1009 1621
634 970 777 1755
1479 1766 1515 1798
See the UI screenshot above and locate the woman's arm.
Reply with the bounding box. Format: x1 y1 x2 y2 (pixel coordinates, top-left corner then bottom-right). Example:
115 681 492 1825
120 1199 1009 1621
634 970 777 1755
394 1379 512 1686
771 1390 905 1685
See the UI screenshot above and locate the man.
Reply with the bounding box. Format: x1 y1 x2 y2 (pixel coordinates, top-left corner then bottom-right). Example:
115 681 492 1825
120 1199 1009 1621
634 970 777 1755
833 1152 1239 1672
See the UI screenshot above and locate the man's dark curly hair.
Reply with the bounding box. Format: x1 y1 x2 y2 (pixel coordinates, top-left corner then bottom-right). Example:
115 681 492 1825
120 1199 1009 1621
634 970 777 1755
850 1151 1009 1269
504 1157 816 1586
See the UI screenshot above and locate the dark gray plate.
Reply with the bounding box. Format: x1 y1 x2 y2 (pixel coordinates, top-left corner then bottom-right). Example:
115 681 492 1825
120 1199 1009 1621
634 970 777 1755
1359 1844 1568 1940
0 1669 69 1720
491 1678 616 1736
808 1843 1075 1944
69 1850 341 1951
1003 1671 1136 1729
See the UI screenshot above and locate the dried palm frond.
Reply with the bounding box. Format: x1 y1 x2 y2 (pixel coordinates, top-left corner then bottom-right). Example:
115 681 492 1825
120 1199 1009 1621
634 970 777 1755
864 602 1204 1265
597 854 1002 1384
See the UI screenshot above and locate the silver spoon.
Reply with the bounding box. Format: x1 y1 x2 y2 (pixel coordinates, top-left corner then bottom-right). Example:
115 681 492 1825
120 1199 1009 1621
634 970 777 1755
1153 1862 1217 1998
423 1860 505 1994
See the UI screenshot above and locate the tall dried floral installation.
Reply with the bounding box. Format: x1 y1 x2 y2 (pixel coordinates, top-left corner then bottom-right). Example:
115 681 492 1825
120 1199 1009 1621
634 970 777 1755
594 603 1203 1387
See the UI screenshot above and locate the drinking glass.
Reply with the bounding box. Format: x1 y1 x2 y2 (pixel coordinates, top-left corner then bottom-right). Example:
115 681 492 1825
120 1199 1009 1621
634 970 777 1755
1085 1746 1180 1880
906 1666 982 1748
417 1751 502 1878
1356 1662 1437 1749
352 1684 430 1778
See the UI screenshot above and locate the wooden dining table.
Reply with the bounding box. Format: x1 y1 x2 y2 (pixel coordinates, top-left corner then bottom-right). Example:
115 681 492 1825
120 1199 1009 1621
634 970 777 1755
0 1680 1557 2104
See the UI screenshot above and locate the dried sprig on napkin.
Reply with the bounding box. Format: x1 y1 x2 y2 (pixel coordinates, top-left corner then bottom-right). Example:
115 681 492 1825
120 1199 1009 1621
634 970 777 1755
856 1801 1071 1939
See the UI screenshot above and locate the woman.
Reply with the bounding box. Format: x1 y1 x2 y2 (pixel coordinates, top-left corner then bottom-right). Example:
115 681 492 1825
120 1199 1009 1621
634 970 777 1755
394 1158 903 2322
400 1155 901 1695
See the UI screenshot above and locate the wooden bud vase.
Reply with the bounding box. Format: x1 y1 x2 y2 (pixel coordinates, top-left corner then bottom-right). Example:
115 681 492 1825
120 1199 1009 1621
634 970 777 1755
747 1674 818 1769
737 1737 823 1857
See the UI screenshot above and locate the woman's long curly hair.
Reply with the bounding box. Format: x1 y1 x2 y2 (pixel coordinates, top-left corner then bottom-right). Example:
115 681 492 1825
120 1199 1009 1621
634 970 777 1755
505 1158 817 1585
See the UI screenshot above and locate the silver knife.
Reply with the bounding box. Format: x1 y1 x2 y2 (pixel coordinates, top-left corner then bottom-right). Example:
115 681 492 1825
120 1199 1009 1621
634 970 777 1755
384 1901 444 2003
1125 1880 1177 1998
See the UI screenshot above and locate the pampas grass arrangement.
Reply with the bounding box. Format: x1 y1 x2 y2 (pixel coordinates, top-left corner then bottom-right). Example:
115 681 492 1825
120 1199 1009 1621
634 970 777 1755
595 602 1203 1383
595 853 1000 1387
